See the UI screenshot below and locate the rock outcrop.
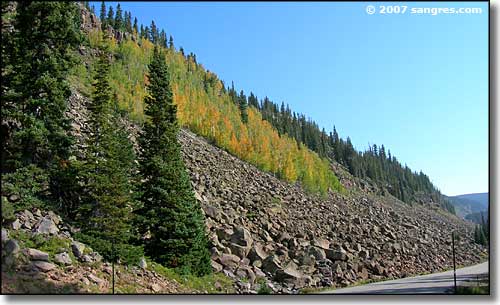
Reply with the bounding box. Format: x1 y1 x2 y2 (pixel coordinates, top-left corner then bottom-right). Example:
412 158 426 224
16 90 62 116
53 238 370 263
62 90 487 293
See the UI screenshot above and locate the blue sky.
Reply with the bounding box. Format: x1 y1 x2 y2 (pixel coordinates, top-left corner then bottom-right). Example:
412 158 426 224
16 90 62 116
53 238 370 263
95 2 489 196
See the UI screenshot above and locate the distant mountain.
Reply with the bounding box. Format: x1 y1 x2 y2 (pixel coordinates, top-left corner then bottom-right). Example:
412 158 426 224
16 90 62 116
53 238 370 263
465 210 488 224
446 192 489 219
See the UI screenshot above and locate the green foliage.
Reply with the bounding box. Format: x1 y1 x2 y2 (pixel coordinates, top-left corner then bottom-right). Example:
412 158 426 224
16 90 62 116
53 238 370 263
474 214 488 246
73 232 144 265
75 41 139 264
256 278 272 294
2 2 82 172
1 197 16 224
72 12 342 196
2 164 49 211
137 47 212 276
150 261 234 293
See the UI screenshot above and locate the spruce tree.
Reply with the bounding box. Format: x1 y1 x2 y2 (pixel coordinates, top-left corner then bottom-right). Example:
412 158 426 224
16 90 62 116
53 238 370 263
76 42 139 262
238 90 248 123
2 2 83 210
137 46 211 276
133 17 138 34
107 6 114 29
114 3 123 31
169 35 174 50
99 1 107 30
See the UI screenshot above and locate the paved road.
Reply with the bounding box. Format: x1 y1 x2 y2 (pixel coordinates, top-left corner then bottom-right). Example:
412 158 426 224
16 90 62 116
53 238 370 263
322 261 488 294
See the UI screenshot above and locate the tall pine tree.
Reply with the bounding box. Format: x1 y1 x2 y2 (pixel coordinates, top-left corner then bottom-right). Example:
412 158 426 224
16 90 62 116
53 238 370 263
2 2 83 211
76 41 140 262
137 46 211 276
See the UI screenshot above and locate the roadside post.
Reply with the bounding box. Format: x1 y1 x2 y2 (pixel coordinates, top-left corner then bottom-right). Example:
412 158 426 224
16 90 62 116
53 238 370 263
452 231 457 293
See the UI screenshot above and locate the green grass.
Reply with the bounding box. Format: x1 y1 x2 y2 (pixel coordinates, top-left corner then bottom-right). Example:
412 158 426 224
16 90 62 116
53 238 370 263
149 260 235 293
456 285 489 295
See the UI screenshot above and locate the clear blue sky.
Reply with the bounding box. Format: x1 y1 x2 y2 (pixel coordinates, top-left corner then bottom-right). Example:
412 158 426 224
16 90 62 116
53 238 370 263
95 1 489 196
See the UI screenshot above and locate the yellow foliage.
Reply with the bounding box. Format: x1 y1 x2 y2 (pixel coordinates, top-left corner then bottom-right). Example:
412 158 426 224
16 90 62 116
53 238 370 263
72 29 344 195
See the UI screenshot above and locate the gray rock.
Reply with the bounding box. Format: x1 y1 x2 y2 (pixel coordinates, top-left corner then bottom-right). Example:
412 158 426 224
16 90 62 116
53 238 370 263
211 260 223 272
312 238 330 250
203 205 220 220
261 255 282 275
215 227 233 241
228 242 250 259
87 273 105 285
71 241 86 258
218 253 241 269
1 228 9 242
230 227 253 248
27 248 49 261
35 217 59 235
32 261 56 272
248 243 268 262
308 246 326 260
11 219 21 230
54 252 72 265
8 194 20 202
326 249 348 261
4 239 20 254
47 211 61 225
139 257 147 269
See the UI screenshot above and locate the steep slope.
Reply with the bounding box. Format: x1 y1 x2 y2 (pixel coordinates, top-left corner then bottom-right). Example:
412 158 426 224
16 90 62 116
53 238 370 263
1 208 233 294
65 91 486 293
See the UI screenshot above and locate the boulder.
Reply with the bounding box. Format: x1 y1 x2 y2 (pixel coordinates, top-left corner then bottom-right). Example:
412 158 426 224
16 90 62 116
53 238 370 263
1 228 8 242
228 242 250 259
211 260 223 272
327 249 347 261
308 246 326 261
47 211 61 225
11 219 21 230
230 227 253 248
312 238 330 250
27 248 49 261
32 261 56 272
87 273 105 286
261 255 282 275
139 257 147 269
71 241 86 258
203 205 220 220
35 217 59 235
274 261 306 288
4 239 20 255
218 253 241 269
215 227 233 241
248 243 268 262
54 252 72 265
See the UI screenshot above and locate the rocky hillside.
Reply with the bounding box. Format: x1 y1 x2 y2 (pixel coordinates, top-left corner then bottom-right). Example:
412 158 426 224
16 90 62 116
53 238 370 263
62 91 487 294
1 208 213 294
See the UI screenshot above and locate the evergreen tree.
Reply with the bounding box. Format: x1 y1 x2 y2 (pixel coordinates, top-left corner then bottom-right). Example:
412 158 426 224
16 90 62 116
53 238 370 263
100 1 107 30
114 3 123 31
106 6 114 29
76 42 139 262
169 35 174 50
133 17 138 34
137 46 211 276
139 24 145 39
150 20 157 44
2 2 83 210
238 90 248 124
125 11 132 33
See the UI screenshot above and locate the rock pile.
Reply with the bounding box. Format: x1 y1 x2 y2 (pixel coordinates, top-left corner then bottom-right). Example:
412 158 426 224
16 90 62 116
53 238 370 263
63 88 486 294
178 129 485 292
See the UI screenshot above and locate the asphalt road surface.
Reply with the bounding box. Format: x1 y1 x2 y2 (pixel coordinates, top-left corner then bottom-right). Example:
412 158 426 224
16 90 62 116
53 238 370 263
322 261 488 294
